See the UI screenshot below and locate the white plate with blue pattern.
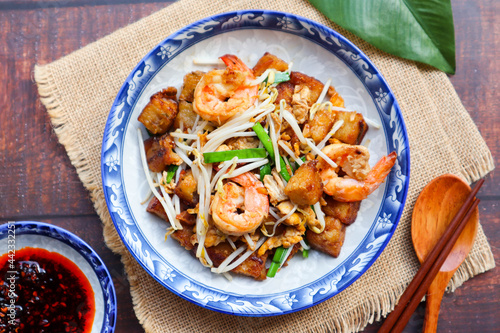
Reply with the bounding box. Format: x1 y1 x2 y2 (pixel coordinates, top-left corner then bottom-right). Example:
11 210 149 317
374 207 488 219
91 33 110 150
101 10 410 316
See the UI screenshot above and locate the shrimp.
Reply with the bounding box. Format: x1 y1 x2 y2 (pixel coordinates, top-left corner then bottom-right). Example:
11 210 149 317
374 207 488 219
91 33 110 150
193 54 258 125
211 172 269 236
318 144 372 180
317 143 397 202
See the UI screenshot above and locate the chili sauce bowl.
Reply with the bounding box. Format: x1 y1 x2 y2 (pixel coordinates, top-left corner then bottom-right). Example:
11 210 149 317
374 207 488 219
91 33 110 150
0 221 116 333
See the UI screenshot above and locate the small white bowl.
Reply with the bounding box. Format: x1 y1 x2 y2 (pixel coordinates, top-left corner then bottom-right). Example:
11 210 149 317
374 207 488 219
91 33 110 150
0 221 116 333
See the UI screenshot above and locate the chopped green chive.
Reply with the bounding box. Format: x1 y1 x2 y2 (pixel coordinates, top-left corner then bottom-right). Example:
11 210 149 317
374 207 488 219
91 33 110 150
252 123 291 181
203 148 267 164
166 165 179 183
267 247 288 278
260 161 272 180
265 71 290 85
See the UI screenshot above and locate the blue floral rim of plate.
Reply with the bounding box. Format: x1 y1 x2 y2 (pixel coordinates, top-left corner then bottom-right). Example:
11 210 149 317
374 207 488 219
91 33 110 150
101 10 410 316
0 221 117 332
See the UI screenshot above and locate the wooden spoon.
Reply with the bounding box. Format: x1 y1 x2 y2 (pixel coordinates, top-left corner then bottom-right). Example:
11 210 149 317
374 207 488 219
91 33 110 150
411 174 478 333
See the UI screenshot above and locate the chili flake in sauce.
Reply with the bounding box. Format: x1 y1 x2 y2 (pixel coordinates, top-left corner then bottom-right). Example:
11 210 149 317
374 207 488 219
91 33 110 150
0 247 95 333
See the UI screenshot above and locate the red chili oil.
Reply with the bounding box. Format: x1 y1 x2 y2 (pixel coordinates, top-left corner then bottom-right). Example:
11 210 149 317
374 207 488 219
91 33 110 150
0 247 95 333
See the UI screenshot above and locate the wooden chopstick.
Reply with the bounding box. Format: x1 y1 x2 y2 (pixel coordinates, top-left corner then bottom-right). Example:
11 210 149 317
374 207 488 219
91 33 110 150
390 198 480 332
378 178 484 333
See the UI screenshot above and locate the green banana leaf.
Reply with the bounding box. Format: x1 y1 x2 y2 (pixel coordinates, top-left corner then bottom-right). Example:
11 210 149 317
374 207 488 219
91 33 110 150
307 0 456 74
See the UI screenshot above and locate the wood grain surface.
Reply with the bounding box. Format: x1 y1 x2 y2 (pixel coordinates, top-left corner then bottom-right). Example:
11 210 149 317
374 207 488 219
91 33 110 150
0 1 498 332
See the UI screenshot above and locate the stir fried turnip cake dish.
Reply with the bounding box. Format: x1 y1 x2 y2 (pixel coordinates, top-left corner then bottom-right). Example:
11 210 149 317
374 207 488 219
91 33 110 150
101 11 410 316
136 52 397 281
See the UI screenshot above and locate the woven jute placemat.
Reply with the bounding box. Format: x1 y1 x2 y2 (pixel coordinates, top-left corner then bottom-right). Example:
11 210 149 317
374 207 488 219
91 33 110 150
34 0 495 331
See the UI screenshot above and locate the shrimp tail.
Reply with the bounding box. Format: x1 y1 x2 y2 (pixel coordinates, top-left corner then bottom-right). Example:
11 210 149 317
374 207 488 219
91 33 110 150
366 151 397 186
324 151 397 202
220 54 252 73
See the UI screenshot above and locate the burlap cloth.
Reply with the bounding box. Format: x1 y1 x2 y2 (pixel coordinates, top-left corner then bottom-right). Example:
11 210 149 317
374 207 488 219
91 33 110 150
34 0 495 331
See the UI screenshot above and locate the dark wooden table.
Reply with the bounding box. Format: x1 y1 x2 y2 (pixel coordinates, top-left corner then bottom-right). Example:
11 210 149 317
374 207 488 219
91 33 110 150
0 1 498 332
